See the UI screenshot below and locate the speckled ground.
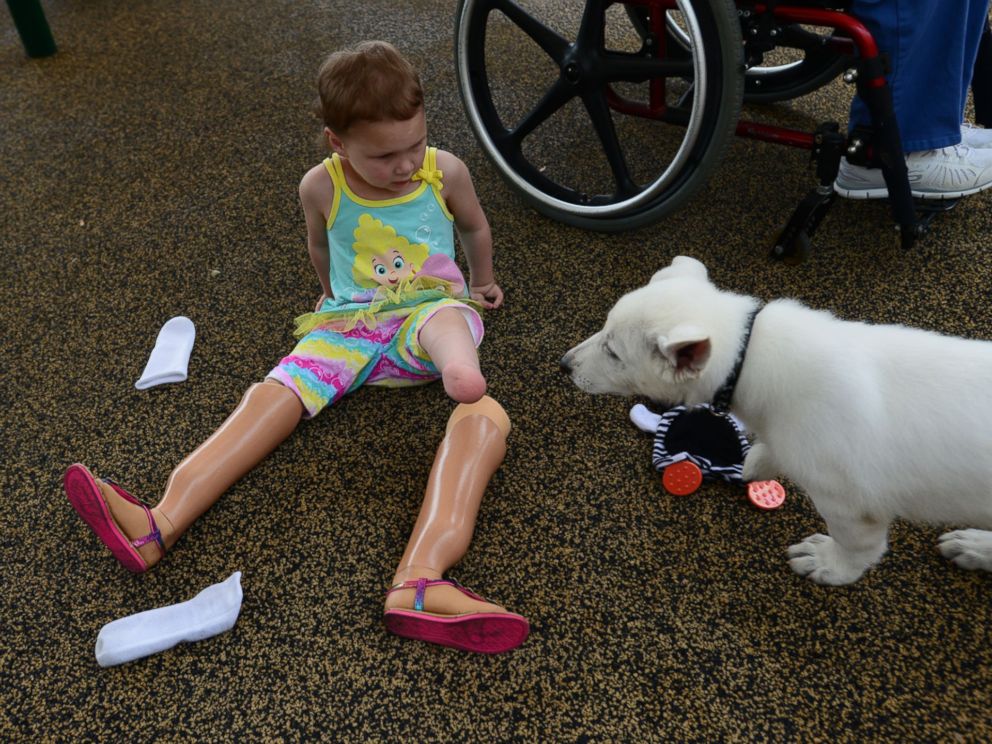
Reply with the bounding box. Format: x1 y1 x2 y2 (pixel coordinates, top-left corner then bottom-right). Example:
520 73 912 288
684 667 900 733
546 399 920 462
3 1 992 741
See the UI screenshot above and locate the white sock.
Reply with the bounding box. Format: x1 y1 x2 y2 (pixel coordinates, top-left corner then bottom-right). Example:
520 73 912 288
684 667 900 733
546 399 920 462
95 572 243 667
630 403 661 433
135 316 196 390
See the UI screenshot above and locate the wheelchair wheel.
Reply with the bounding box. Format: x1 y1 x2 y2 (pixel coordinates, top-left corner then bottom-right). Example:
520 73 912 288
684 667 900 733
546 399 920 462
627 6 848 104
454 0 744 232
741 27 849 104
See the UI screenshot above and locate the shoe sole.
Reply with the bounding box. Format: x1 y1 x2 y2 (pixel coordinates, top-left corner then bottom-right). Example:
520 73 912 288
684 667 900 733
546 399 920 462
383 610 530 654
835 180 992 201
63 464 149 573
833 183 890 200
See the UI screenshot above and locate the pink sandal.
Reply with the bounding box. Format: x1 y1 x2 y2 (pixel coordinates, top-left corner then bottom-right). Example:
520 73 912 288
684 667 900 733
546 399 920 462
383 577 529 654
63 463 164 573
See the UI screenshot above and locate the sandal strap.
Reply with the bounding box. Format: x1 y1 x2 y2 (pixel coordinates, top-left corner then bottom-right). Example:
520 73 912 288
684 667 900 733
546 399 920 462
443 576 485 603
101 477 166 557
386 577 486 612
130 506 165 555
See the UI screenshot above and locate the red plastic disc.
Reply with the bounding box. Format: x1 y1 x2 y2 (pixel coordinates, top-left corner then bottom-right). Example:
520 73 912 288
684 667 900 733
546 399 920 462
747 480 786 510
662 461 703 496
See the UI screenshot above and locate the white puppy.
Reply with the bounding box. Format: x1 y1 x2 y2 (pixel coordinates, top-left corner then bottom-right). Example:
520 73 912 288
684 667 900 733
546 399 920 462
561 255 992 585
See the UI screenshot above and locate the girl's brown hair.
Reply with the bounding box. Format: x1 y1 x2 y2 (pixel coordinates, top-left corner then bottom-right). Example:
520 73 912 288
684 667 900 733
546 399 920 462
315 41 424 134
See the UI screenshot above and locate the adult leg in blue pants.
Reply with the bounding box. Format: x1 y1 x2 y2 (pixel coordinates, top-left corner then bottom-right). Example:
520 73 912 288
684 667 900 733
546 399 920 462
835 0 992 199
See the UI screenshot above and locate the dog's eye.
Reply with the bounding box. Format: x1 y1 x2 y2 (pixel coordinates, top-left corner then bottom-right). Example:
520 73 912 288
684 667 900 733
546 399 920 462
604 344 621 362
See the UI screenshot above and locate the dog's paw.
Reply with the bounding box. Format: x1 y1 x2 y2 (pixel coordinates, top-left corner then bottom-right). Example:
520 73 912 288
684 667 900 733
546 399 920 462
938 529 992 572
787 534 868 586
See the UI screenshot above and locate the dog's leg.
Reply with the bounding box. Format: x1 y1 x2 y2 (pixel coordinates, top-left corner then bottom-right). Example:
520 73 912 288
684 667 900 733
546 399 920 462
787 507 890 585
742 442 774 482
938 529 992 572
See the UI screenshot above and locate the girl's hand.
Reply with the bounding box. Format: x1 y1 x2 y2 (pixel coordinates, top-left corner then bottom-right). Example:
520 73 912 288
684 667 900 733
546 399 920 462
470 281 504 310
314 293 328 312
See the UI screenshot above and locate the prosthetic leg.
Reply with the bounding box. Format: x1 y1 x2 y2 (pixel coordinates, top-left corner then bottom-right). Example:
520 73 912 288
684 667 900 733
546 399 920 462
383 396 529 654
64 380 304 572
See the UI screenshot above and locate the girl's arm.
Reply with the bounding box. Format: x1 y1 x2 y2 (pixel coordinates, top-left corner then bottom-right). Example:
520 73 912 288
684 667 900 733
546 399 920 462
299 164 334 308
438 152 503 309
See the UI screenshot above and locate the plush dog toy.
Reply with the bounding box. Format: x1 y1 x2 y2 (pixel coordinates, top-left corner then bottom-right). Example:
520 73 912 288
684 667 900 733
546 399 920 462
630 403 785 509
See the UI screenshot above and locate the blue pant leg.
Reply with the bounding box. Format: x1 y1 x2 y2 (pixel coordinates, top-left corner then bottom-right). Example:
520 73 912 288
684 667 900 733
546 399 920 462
849 0 990 151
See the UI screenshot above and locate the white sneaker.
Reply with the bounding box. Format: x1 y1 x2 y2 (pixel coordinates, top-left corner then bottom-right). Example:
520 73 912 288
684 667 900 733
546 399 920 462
961 123 992 148
907 144 992 198
835 144 992 200
834 157 888 199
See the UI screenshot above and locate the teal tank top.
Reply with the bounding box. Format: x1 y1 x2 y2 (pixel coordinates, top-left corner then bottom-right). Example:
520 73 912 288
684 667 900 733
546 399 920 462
323 147 457 309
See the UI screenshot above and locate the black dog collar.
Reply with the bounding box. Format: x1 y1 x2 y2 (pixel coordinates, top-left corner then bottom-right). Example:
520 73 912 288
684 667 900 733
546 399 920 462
711 306 761 413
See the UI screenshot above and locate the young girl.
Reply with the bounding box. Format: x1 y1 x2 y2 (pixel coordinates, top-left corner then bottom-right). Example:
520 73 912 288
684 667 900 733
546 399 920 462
63 41 529 654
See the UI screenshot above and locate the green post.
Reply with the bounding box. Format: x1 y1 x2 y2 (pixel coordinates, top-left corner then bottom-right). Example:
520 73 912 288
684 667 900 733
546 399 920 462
6 0 57 58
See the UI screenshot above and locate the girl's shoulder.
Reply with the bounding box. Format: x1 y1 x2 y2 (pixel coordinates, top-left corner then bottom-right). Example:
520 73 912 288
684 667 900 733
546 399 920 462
435 149 470 189
434 148 464 170
299 160 335 208
300 159 334 191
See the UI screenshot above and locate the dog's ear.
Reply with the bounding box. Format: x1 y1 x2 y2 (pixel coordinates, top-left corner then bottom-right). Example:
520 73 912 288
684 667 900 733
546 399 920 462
656 324 711 374
650 256 708 284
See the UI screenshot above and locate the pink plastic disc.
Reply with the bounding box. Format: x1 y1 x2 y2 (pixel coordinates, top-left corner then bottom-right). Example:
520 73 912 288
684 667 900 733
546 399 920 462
747 480 786 510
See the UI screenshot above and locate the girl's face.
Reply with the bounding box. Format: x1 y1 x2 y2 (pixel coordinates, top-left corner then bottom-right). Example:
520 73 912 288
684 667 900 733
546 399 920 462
328 110 428 194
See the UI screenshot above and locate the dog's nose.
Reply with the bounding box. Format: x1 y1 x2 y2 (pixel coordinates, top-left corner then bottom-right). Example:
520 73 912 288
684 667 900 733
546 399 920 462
559 356 572 375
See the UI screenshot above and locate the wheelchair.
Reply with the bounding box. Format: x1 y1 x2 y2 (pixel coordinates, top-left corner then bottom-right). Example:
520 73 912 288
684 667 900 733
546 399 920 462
454 0 953 263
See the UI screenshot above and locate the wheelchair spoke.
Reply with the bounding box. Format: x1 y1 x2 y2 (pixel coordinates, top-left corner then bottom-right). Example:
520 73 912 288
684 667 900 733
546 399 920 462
602 51 693 83
509 78 576 142
576 0 608 49
582 90 638 198
490 0 570 61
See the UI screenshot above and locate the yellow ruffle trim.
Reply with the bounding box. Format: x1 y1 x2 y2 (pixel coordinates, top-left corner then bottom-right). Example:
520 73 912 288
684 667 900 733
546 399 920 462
292 275 478 337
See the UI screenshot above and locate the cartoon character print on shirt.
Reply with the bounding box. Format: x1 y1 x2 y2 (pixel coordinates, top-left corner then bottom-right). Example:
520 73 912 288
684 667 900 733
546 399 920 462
351 213 430 289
